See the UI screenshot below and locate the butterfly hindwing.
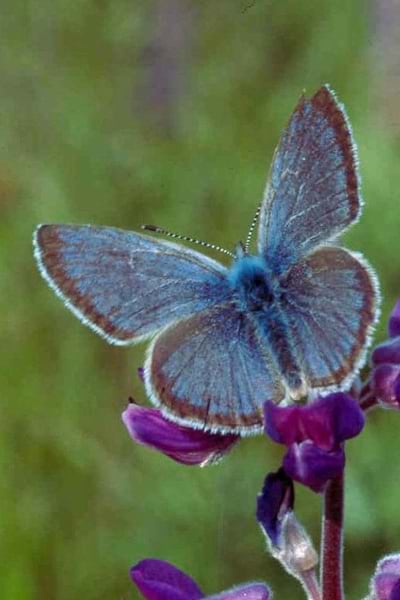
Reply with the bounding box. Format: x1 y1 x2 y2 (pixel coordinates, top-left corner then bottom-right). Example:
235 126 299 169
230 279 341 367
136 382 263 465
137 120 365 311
258 85 361 272
34 224 231 345
145 302 285 433
281 246 379 390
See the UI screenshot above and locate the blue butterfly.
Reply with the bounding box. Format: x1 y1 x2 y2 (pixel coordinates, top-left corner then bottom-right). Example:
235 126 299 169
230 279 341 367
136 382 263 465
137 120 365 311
33 85 379 435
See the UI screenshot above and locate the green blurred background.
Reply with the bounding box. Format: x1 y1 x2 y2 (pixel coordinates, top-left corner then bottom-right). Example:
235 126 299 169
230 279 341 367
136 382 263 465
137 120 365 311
1 1 400 598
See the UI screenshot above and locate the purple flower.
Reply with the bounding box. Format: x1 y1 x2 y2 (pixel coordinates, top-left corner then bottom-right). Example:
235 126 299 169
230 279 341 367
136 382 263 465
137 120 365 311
372 338 400 367
366 299 400 410
264 393 365 492
131 559 272 600
368 554 400 600
122 402 239 466
372 299 400 366
389 299 400 338
370 364 400 409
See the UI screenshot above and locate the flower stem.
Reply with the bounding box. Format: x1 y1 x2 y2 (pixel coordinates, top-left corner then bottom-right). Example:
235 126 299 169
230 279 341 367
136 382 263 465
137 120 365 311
300 569 322 600
359 386 378 412
321 473 344 600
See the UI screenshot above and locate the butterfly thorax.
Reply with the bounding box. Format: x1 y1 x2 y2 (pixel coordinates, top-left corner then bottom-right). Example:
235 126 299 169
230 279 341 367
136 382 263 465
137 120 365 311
228 253 306 400
228 254 278 313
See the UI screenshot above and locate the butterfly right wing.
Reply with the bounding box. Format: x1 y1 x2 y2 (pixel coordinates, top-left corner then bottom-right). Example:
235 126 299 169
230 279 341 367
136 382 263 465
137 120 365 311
33 224 231 345
145 301 285 434
258 85 361 273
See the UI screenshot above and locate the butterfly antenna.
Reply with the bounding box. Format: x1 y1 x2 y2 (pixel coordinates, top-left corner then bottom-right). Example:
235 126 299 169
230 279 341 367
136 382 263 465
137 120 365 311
244 202 262 253
141 224 235 258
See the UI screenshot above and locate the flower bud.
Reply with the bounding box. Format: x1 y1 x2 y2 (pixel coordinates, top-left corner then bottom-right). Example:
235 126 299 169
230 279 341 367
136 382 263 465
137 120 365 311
256 469 317 577
278 512 319 575
370 364 400 409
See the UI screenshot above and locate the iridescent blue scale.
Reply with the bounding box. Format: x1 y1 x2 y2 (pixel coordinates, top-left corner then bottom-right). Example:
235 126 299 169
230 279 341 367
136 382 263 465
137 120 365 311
33 85 379 434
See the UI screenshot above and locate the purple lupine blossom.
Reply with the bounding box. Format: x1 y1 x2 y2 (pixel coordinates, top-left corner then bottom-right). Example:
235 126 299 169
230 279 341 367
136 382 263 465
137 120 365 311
264 393 365 492
122 402 239 466
131 559 272 600
367 299 400 410
367 554 400 600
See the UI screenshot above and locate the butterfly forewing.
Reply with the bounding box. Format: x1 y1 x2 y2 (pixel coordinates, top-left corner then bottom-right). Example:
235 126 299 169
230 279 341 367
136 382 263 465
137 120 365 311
34 224 231 344
258 85 361 273
145 302 285 434
282 246 379 390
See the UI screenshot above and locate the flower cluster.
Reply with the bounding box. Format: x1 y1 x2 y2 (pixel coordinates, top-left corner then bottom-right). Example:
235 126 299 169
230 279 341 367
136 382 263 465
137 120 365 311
127 301 400 600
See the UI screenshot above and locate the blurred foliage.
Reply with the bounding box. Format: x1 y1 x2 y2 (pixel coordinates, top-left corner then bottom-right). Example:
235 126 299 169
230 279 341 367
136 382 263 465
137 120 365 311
1 1 400 599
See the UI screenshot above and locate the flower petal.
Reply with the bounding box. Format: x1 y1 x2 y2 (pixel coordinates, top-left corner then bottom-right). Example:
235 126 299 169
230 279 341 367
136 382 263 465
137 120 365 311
256 468 294 546
264 402 302 446
372 338 400 366
207 583 272 600
283 441 345 493
131 559 203 600
389 299 400 338
370 554 400 600
390 580 400 600
371 364 400 409
318 393 365 445
264 394 364 450
122 403 239 466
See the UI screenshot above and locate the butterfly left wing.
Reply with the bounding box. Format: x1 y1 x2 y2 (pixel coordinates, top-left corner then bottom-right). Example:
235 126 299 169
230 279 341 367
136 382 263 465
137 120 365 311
258 85 361 273
145 301 285 434
33 224 231 345
281 245 379 391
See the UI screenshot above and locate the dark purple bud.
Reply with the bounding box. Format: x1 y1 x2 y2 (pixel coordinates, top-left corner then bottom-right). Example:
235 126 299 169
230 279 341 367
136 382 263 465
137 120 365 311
372 338 400 366
131 559 203 600
283 442 345 493
264 393 364 451
370 364 400 409
122 403 239 466
256 469 317 575
256 468 294 546
369 554 400 600
138 367 145 382
389 299 400 338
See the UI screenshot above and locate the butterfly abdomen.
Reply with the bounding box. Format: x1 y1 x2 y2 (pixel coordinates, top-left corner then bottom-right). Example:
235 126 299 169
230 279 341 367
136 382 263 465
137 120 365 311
229 254 305 399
